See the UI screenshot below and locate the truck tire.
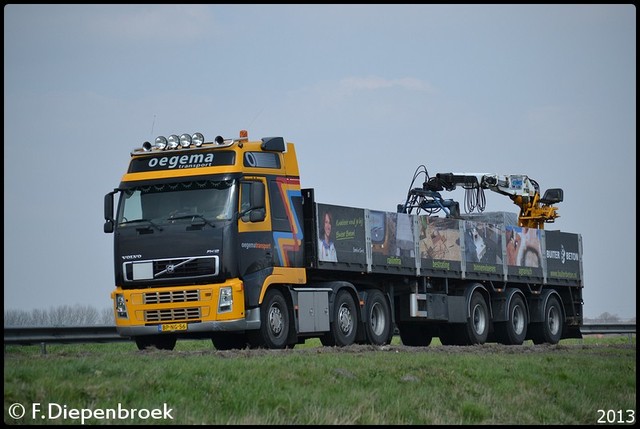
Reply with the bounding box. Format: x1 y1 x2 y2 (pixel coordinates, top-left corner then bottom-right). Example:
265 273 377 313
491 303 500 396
249 288 290 349
495 294 528 345
211 333 250 350
363 289 392 345
398 322 433 346
439 324 467 345
464 292 489 345
320 289 358 347
135 335 177 351
530 295 563 345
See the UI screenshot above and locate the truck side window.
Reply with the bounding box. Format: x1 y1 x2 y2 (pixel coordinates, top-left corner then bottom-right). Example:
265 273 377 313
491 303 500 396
240 180 265 222
240 182 252 222
268 180 290 231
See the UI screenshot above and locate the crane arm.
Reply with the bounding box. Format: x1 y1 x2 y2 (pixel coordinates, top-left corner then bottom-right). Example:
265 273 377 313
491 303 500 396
431 172 563 229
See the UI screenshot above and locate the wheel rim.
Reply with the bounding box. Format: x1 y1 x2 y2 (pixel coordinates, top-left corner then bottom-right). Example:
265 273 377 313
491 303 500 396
472 303 487 335
512 304 525 335
369 302 386 336
268 304 283 336
547 305 560 336
338 303 354 336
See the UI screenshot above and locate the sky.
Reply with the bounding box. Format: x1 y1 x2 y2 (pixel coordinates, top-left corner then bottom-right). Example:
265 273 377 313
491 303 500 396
3 4 636 320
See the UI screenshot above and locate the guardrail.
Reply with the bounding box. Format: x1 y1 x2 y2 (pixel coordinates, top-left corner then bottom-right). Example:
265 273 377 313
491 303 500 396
3 325 128 346
4 323 635 347
580 323 636 335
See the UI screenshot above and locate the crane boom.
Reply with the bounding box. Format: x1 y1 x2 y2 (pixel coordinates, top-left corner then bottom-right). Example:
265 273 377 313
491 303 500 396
399 170 563 229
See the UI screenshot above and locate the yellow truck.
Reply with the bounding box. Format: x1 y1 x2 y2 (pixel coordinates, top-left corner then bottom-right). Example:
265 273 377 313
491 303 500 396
104 130 583 350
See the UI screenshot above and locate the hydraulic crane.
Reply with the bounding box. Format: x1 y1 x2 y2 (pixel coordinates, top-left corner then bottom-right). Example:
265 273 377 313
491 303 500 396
399 167 563 229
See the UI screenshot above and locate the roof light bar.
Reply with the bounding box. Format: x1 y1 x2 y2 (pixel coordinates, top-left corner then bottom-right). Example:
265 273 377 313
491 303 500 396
134 131 245 154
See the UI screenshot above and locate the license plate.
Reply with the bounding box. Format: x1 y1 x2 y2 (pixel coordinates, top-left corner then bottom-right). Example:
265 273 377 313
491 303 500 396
159 323 187 332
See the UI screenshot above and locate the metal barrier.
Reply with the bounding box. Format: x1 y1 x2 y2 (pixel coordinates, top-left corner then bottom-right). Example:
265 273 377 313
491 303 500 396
4 325 127 345
4 323 635 347
579 323 636 335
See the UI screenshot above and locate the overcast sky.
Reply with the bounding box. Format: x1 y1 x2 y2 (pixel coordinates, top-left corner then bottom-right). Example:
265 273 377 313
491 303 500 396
4 4 636 320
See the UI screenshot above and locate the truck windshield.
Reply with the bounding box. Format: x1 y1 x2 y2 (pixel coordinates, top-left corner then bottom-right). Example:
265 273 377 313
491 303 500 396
117 179 236 225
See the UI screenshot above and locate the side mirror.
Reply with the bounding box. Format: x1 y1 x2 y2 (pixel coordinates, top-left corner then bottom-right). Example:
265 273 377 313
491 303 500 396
239 181 266 222
248 181 266 222
251 181 265 211
249 209 266 222
104 190 117 234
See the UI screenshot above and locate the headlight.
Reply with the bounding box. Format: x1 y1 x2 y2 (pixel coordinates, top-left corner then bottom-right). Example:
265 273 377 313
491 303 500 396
192 132 204 147
218 287 233 313
179 133 192 148
154 136 168 150
167 134 180 150
115 294 128 319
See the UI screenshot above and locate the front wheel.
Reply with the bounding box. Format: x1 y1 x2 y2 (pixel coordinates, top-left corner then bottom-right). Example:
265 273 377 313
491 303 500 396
135 335 177 351
248 288 290 349
211 333 250 350
321 289 358 347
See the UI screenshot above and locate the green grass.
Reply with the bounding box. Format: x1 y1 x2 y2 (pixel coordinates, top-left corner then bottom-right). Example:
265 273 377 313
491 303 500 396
4 336 636 425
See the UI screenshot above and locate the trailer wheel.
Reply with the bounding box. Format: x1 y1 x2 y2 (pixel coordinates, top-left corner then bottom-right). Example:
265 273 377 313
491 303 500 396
135 335 176 351
398 322 433 346
531 295 563 345
464 292 489 345
249 288 290 349
495 294 528 345
321 289 358 347
363 290 392 345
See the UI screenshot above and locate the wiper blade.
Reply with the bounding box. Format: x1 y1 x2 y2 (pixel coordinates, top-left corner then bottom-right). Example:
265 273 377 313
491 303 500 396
121 218 163 231
170 214 216 228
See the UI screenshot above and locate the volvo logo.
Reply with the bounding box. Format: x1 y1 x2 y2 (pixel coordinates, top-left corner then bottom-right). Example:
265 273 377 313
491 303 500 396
122 254 142 260
166 264 175 274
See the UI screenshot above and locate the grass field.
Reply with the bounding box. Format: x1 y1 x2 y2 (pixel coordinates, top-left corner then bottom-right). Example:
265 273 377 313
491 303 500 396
4 336 636 425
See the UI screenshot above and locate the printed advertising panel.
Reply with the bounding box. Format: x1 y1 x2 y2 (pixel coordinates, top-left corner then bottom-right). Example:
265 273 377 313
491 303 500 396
418 216 462 273
544 231 582 283
505 225 544 280
316 203 366 267
463 219 504 278
370 211 416 273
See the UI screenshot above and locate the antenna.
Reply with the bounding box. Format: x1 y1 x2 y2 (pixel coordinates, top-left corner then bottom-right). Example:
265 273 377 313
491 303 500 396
150 114 156 139
248 106 265 129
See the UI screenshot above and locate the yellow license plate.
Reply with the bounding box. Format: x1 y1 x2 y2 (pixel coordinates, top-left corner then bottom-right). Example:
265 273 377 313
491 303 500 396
160 323 187 332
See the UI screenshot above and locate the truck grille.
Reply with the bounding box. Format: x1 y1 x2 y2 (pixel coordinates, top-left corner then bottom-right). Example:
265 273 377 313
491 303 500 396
124 255 219 281
144 289 200 304
144 307 201 322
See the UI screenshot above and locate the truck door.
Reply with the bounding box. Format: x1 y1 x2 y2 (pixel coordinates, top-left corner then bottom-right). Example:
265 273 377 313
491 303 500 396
238 178 272 275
